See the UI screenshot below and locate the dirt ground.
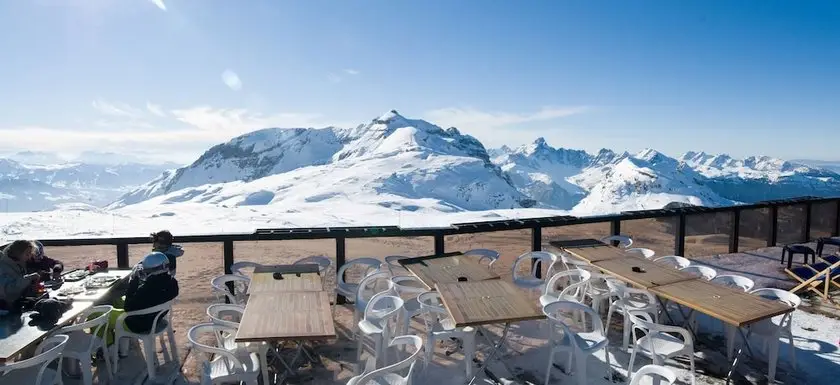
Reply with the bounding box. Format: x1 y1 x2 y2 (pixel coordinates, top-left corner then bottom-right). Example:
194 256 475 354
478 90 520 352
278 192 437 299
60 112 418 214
38 218 838 384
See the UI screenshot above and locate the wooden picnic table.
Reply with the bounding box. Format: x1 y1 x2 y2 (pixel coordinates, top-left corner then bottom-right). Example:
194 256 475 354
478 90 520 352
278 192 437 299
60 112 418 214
235 291 336 343
248 272 323 293
551 239 629 263
435 280 544 328
593 257 697 289
400 252 499 289
649 279 794 327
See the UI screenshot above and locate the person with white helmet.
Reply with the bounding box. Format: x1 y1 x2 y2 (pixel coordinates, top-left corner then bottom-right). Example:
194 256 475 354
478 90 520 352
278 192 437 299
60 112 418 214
27 240 64 281
122 251 179 333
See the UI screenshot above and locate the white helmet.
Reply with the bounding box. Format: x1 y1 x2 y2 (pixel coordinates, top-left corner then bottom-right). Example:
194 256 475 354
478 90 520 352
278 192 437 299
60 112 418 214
137 252 170 280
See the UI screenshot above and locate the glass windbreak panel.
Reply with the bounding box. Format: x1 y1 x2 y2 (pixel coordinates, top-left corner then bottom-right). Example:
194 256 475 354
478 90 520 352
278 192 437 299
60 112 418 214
619 217 678 257
777 204 807 244
541 222 611 246
235 239 336 282
810 201 838 239
684 212 732 257
739 208 769 251
445 229 532 279
42 245 119 273
346 236 433 278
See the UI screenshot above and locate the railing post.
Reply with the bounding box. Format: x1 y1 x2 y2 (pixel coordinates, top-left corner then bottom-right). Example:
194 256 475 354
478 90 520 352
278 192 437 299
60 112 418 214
674 213 686 256
834 200 840 237
223 240 235 301
767 205 779 247
116 243 129 269
804 202 813 242
532 226 543 279
610 219 621 247
729 209 740 253
336 236 347 304
434 232 445 255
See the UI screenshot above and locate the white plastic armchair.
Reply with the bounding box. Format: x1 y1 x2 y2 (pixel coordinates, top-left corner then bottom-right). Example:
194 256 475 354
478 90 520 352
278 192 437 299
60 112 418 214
680 265 717 281
0 334 69 385
384 256 411 275
56 305 114 385
584 272 613 315
353 272 394 336
512 251 558 290
629 364 677 385
627 311 695 385
605 281 659 350
188 323 260 385
708 275 755 359
627 248 656 259
542 301 611 385
539 269 591 308
230 261 263 277
207 303 278 382
347 335 423 385
390 275 428 336
211 274 250 304
463 248 501 269
113 300 179 382
601 235 633 248
653 256 691 270
417 291 476 378
335 258 382 310
748 288 801 383
357 292 404 372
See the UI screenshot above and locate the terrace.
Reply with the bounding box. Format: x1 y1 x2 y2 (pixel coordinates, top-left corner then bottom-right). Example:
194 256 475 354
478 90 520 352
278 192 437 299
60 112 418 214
3 196 840 384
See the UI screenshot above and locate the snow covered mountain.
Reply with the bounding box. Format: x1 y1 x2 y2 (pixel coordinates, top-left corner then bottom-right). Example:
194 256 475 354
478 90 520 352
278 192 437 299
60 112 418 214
111 110 532 212
0 158 178 212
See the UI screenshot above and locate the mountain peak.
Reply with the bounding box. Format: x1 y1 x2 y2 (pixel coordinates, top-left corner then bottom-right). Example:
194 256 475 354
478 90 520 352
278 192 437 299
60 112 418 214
374 109 405 124
533 137 548 146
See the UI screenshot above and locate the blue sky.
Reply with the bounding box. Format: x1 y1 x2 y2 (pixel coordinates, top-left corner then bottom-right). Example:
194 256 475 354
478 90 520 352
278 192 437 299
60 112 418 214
0 0 838 164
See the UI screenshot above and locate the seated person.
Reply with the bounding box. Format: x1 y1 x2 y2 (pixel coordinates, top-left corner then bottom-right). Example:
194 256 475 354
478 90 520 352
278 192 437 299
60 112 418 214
123 251 179 334
151 230 184 276
0 240 41 308
26 241 64 282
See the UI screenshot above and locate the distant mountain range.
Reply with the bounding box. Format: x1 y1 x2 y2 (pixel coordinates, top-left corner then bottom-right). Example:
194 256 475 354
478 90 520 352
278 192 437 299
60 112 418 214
104 110 840 217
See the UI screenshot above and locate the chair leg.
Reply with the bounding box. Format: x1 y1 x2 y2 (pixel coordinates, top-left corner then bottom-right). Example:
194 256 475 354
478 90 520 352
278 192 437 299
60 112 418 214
111 337 121 374
100 344 113 380
544 348 555 385
627 345 638 378
622 313 631 351
603 345 611 381
463 334 475 379
575 352 587 385
79 357 93 385
355 334 364 374
142 337 158 381
159 334 171 363
167 327 180 365
788 333 797 369
768 339 779 383
689 353 696 385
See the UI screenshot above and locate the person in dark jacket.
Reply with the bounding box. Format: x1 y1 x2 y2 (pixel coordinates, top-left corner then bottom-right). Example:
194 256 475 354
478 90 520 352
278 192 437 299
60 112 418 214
151 230 184 276
123 251 179 334
26 241 64 281
0 240 41 307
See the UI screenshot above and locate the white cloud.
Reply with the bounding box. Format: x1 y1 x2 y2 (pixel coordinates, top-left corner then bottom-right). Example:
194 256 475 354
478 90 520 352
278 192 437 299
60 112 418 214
91 99 144 119
221 70 243 91
171 107 326 135
146 102 166 117
149 0 167 11
343 69 360 75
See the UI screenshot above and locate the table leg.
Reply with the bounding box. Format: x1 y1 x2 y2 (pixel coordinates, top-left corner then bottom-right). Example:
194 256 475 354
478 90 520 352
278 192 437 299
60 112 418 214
468 323 511 385
657 297 677 325
726 328 754 385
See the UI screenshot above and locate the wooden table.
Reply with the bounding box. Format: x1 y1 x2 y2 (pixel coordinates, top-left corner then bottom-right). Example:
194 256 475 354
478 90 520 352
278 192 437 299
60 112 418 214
435 280 544 328
593 257 697 289
649 280 793 327
401 253 499 289
235 292 336 343
253 264 320 275
248 272 322 293
54 269 132 302
553 240 629 263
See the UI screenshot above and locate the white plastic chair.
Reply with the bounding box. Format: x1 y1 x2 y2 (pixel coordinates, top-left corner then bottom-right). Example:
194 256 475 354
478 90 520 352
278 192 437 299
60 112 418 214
542 301 611 385
679 265 717 281
628 364 677 385
748 288 800 383
627 311 695 385
601 235 633 248
347 335 423 385
384 256 411 275
211 274 250 304
113 300 179 382
207 303 277 383
512 251 558 290
230 261 263 277
357 292 404 372
584 273 614 316
0 335 69 385
56 305 114 385
295 255 332 288
539 269 591 308
417 291 476 378
653 256 690 270
557 251 591 271
188 323 260 385
353 272 394 337
335 258 383 314
627 248 656 259
390 275 428 336
706 275 755 359
463 248 500 269
605 281 659 350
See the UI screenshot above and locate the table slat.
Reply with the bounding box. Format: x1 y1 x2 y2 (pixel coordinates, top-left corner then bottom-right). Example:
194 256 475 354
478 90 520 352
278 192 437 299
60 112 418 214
435 280 544 327
593 258 697 288
559 243 628 263
235 292 335 342
402 254 499 289
248 272 322 293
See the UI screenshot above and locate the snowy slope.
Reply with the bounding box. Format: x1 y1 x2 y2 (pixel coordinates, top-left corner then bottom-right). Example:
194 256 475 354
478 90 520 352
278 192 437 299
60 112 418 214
112 110 532 212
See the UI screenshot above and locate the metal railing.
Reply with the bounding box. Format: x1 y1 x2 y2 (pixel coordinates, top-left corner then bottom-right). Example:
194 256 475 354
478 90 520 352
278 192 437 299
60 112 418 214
29 196 840 302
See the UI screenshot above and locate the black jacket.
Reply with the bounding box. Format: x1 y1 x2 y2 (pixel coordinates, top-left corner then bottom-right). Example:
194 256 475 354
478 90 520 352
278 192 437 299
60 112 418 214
123 274 179 334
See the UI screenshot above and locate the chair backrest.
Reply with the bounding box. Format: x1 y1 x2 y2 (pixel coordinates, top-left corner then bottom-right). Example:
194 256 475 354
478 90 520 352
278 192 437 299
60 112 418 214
354 335 423 384
543 301 605 345
629 364 677 385
356 271 394 305
188 323 249 377
58 304 113 352
337 258 382 286
211 274 251 304
609 281 657 309
627 310 693 356
750 288 801 329
390 275 428 297
294 256 331 273
626 248 656 259
712 274 755 292
207 303 246 328
680 265 717 280
116 299 175 336
653 256 691 269
601 235 633 248
543 269 591 303
586 272 613 296
0 334 69 385
463 249 501 267
512 251 557 282
364 292 404 327
230 261 262 277
417 291 454 332
384 256 410 275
